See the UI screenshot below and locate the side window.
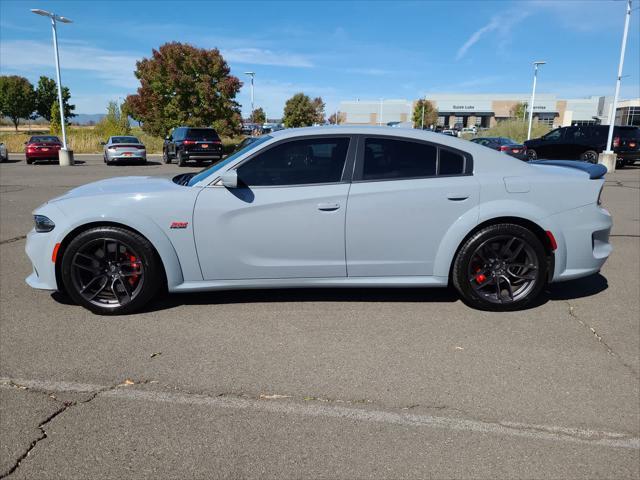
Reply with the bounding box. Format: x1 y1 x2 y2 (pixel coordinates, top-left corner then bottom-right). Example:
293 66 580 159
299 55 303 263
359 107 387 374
237 137 350 186
362 138 436 180
543 129 562 141
439 149 465 175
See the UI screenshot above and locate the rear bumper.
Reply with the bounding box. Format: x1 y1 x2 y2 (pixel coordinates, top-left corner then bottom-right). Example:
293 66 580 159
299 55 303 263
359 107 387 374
618 151 640 162
26 151 60 159
106 151 147 161
546 204 612 282
184 152 222 160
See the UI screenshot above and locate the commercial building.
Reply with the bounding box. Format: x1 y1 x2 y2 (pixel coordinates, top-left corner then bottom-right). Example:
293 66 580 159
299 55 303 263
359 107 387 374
339 94 638 128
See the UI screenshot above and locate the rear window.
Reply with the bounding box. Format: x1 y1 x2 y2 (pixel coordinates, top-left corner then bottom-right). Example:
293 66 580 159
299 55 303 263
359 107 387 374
616 127 640 139
111 136 140 144
30 136 60 143
186 129 220 141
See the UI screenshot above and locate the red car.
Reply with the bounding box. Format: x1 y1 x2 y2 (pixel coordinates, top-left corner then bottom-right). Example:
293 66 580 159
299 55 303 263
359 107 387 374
25 135 62 164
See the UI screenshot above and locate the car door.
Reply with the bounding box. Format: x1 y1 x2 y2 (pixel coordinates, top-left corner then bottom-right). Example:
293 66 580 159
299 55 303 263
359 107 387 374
345 135 479 277
193 135 355 280
535 128 565 159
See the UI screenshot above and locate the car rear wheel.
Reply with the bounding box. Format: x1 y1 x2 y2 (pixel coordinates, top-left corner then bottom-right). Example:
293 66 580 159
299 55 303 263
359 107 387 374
452 224 548 311
526 149 537 161
61 226 162 315
177 151 187 167
580 150 598 164
26 157 33 165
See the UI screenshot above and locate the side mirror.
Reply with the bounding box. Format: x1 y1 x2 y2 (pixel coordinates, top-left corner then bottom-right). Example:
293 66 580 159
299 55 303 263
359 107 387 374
24 141 28 145
100 141 106 145
165 135 171 141
220 170 238 189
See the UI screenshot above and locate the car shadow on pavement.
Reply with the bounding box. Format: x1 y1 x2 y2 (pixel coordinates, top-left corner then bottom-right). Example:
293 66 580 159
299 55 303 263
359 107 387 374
50 274 608 314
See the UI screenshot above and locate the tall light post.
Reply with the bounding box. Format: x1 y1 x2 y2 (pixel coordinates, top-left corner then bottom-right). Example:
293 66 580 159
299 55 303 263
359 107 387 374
244 71 255 119
31 8 73 166
527 61 546 140
604 0 632 157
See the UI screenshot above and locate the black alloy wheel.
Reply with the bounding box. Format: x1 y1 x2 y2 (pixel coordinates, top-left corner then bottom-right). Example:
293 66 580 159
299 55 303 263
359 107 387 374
453 224 547 311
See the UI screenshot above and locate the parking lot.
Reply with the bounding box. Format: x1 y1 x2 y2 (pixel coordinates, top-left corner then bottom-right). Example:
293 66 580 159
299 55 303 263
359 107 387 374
0 154 638 478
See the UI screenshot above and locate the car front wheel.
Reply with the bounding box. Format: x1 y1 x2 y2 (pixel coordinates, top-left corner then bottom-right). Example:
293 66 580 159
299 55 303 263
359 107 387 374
163 148 171 164
452 224 548 311
61 226 162 315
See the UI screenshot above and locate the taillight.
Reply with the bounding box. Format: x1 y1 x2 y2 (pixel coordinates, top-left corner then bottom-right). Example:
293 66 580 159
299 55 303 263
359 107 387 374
612 136 620 148
183 140 196 145
499 145 509 151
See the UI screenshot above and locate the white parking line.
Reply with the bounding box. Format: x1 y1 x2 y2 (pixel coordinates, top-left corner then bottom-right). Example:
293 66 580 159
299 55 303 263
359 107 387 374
1 377 638 450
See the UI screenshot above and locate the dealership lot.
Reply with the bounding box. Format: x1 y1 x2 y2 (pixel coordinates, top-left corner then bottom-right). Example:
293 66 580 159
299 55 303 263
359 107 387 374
0 155 639 478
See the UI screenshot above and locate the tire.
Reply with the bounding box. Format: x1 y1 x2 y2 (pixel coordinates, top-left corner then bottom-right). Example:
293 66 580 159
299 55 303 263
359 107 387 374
177 150 187 167
452 223 548 311
162 148 171 164
526 149 537 161
580 150 598 164
60 226 163 315
26 157 33 165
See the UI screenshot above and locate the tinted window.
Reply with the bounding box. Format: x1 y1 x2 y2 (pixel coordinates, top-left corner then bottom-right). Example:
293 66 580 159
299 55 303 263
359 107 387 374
439 149 465 175
111 136 140 144
363 138 436 180
616 127 640 139
543 129 562 141
186 129 220 141
237 137 350 186
29 136 60 143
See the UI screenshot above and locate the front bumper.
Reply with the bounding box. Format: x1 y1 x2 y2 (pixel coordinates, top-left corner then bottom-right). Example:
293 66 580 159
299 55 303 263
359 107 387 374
25 228 59 290
546 204 612 282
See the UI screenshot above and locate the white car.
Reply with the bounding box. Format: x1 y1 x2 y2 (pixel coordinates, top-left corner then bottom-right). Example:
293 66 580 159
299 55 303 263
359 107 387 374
26 126 612 315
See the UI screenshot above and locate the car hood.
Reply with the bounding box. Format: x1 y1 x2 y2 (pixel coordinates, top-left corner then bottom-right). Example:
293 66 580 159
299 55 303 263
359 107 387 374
48 175 183 203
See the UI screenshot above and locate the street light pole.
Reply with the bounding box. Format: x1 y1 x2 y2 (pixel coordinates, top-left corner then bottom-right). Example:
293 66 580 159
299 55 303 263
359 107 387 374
527 61 546 140
244 72 255 118
31 8 73 166
605 0 632 154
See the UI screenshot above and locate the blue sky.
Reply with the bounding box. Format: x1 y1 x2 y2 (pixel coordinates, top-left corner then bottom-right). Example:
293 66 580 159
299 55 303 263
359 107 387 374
1 0 638 117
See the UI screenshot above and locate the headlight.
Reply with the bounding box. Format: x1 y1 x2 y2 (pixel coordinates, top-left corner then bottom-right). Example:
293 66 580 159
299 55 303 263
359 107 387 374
34 215 55 232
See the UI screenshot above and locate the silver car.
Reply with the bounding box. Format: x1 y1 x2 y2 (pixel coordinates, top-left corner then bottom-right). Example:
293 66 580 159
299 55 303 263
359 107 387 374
26 126 611 315
102 136 146 164
0 142 8 162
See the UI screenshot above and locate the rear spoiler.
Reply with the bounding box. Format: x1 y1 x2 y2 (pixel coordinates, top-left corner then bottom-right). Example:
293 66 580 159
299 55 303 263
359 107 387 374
528 160 607 179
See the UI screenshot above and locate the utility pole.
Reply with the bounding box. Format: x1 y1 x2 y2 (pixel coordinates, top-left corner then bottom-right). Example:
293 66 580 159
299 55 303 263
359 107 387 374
527 61 546 140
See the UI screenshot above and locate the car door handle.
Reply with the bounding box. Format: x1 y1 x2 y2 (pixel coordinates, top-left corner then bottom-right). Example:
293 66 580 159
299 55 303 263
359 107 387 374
317 202 340 211
447 194 469 201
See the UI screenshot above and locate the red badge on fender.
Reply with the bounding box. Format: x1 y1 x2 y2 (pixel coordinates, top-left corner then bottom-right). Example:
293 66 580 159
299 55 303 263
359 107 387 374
170 221 188 229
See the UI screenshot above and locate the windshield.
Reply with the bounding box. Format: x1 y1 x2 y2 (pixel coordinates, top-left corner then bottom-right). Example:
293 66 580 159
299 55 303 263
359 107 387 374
187 135 272 186
111 136 140 144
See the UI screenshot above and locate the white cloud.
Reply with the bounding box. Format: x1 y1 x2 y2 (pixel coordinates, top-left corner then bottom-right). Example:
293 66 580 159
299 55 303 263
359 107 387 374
0 40 140 89
222 48 313 68
456 9 531 60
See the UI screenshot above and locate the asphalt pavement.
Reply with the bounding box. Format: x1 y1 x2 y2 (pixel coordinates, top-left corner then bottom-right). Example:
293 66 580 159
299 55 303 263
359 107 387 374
1 153 639 479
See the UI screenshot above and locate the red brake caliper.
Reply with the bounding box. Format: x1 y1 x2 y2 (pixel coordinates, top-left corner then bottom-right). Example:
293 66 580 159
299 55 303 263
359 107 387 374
474 266 486 284
128 254 140 286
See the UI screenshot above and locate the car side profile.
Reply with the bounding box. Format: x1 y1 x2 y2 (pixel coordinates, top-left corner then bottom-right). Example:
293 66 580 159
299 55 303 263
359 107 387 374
163 127 223 166
26 127 612 315
525 125 640 167
102 136 147 164
24 135 62 164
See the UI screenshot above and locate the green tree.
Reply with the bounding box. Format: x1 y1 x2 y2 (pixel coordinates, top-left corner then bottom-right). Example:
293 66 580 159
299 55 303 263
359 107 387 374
412 99 438 129
35 76 75 121
49 101 61 135
312 97 325 124
125 42 242 137
250 107 266 125
0 75 36 131
282 93 318 128
94 101 131 139
510 102 527 120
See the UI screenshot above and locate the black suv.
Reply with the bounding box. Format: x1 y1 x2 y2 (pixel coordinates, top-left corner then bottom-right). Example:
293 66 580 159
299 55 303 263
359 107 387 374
524 125 640 167
163 127 223 167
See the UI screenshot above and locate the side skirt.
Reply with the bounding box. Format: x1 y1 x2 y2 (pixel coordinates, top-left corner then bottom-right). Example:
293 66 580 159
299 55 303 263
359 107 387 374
170 276 449 293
